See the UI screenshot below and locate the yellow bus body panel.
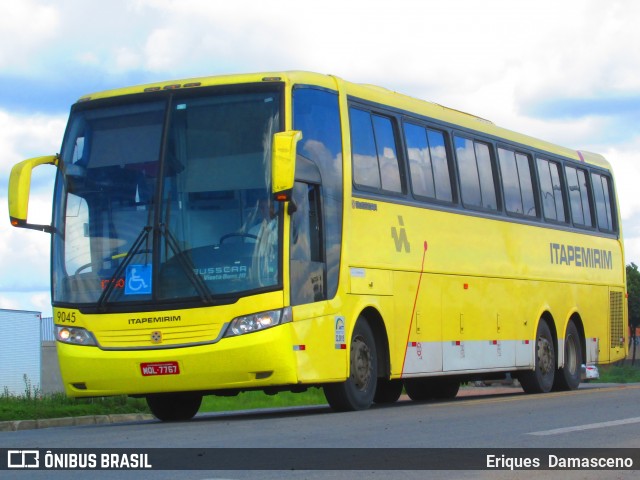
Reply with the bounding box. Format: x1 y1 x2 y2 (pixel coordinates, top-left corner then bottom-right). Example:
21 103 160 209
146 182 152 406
347 197 626 375
45 71 627 398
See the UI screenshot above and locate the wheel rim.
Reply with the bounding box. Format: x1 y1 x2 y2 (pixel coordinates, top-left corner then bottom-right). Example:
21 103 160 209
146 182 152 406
538 336 554 375
351 334 372 391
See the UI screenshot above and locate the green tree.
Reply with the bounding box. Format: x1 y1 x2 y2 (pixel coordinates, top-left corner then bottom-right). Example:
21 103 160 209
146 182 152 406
627 263 640 330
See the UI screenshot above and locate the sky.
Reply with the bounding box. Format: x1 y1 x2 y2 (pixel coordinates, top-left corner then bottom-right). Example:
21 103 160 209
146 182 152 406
1 0 639 317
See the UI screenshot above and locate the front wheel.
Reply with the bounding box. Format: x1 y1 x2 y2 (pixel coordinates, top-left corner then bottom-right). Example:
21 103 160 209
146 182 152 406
323 320 378 411
519 320 556 393
146 393 202 421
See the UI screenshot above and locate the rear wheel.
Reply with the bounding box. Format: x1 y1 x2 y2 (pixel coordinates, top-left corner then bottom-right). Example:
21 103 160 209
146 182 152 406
404 378 432 401
404 377 459 401
553 321 582 391
323 320 378 411
432 379 460 399
146 393 202 421
519 320 556 393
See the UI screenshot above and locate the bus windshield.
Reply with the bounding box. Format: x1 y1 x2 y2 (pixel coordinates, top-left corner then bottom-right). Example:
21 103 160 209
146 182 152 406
52 89 282 309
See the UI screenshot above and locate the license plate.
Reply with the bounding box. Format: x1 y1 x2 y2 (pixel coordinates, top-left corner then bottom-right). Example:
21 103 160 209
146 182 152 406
140 361 180 376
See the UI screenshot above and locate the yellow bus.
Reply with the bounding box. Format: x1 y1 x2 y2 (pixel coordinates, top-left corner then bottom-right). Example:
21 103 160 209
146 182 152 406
8 71 627 420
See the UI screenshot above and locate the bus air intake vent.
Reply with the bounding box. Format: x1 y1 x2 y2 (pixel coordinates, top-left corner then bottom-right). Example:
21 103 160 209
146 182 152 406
609 291 624 348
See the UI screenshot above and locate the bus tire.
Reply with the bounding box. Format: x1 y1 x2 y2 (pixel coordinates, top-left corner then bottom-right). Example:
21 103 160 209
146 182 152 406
405 378 459 401
323 320 378 411
374 378 403 404
433 379 460 399
553 321 582 391
146 393 202 421
404 378 430 401
519 320 555 394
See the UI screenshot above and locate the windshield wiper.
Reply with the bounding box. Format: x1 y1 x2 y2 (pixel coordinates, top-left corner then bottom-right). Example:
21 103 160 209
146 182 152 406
96 223 215 309
159 223 214 304
97 225 152 311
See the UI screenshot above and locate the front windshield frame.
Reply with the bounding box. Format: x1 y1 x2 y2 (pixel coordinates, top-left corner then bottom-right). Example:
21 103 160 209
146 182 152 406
52 83 285 313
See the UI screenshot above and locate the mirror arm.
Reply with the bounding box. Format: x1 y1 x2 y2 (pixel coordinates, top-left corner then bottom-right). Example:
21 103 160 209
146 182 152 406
9 219 53 233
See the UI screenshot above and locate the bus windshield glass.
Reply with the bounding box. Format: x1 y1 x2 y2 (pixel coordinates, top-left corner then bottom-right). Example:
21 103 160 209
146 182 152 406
52 88 282 309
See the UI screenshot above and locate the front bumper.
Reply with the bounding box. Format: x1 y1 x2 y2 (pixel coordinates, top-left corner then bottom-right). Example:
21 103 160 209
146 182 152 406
57 324 299 397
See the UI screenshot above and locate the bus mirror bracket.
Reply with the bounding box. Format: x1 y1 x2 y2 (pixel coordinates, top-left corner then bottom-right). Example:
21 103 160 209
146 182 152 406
8 154 58 233
271 130 301 203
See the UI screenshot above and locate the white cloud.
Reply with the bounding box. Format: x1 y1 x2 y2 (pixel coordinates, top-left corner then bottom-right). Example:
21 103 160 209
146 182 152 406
113 47 142 73
624 231 640 270
144 27 190 72
7 0 638 109
0 291 51 317
600 139 640 221
513 1 640 103
0 110 66 179
76 51 101 66
0 110 60 314
0 1 60 72
0 203 51 290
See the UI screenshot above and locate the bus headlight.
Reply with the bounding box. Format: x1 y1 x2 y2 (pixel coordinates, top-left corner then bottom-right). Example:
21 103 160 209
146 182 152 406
224 307 292 337
56 326 97 346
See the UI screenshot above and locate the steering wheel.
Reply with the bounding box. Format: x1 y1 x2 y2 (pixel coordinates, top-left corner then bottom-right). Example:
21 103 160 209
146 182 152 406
219 233 258 244
74 262 94 276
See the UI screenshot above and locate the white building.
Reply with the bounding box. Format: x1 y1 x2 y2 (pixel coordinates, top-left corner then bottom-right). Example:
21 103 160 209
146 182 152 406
0 309 41 396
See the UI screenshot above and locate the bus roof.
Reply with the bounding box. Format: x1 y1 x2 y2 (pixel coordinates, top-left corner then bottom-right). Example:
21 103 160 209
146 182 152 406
76 70 612 172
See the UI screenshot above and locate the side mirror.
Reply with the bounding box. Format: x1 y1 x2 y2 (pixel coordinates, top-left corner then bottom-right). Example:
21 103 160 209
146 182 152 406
8 154 58 232
271 130 301 202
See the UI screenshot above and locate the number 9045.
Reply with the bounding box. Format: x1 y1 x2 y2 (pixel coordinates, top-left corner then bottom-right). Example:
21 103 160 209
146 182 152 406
56 310 76 323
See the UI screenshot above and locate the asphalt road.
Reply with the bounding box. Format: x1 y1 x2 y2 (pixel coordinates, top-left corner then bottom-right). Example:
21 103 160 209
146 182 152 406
2 383 640 479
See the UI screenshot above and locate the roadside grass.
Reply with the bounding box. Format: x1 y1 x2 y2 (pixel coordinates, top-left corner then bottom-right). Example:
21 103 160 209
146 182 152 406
595 364 640 383
0 382 327 422
3 364 639 422
0 391 149 422
200 388 327 412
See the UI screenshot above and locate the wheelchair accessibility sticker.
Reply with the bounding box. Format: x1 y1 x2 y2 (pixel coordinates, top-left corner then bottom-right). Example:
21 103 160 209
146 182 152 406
125 264 152 295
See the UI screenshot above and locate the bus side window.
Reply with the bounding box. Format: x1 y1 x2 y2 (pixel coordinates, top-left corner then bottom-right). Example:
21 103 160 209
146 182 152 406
498 148 537 217
591 172 615 232
290 182 325 305
404 123 453 203
428 129 453 202
350 107 404 194
350 108 381 190
454 136 497 211
537 158 566 223
565 165 594 227
372 115 403 193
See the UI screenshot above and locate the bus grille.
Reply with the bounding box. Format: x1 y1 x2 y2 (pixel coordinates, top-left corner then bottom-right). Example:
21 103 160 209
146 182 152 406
610 291 624 348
